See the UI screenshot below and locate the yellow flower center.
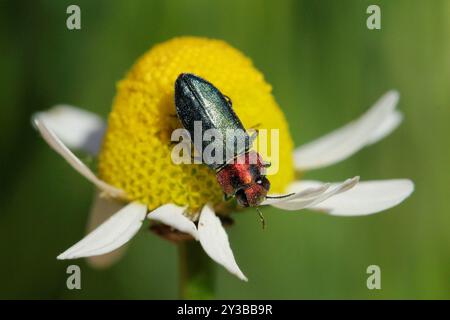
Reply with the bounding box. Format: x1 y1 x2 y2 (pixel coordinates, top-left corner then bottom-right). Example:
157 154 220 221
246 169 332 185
98 37 294 213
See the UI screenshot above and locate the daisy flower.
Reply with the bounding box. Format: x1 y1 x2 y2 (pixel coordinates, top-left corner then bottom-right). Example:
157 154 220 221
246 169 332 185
32 37 413 282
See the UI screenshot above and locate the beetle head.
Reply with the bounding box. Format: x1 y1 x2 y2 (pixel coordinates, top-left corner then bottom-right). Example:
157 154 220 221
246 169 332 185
235 175 270 207
216 151 271 207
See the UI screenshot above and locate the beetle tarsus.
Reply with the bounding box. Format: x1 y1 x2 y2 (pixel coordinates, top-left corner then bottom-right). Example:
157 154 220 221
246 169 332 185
263 161 271 168
256 207 266 229
224 95 232 106
249 129 259 145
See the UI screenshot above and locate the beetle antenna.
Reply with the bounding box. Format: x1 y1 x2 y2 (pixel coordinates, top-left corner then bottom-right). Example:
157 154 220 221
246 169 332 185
265 193 295 199
256 207 266 229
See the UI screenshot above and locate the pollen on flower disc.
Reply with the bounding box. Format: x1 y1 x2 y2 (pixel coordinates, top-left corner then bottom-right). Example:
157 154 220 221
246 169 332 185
98 37 294 214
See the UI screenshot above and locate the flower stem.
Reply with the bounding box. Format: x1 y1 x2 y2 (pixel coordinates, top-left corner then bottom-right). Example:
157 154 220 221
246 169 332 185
178 240 215 299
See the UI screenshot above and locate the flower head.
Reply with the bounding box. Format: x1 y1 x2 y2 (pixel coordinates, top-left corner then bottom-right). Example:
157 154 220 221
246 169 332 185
32 37 414 281
98 37 294 213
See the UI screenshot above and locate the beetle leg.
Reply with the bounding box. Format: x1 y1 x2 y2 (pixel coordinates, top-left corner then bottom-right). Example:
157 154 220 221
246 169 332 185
263 161 271 168
256 207 266 229
249 129 259 145
223 95 232 107
223 193 232 201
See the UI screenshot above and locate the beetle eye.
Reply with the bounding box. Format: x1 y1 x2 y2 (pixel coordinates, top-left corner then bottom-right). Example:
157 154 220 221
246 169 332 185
258 176 271 192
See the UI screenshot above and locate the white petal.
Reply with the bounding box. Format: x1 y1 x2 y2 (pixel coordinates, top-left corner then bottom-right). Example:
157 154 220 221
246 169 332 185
86 193 129 268
367 110 403 145
294 91 400 170
147 204 198 240
198 205 248 281
286 179 414 216
32 112 125 198
57 202 147 259
35 105 106 155
271 177 359 211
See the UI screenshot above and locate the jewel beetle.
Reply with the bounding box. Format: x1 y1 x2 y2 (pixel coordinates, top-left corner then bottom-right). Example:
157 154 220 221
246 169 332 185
174 73 290 225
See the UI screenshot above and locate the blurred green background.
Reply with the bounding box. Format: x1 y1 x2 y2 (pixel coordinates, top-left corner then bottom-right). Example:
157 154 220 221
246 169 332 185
0 0 449 299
